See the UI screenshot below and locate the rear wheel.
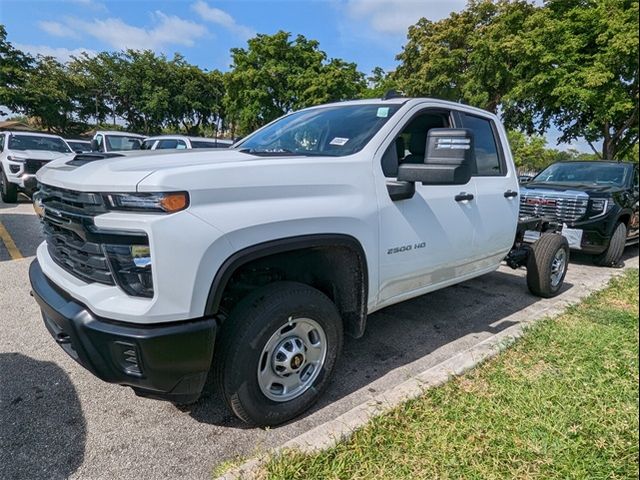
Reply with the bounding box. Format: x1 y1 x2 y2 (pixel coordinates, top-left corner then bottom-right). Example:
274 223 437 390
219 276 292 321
594 222 626 267
526 234 569 298
0 170 18 203
214 281 343 427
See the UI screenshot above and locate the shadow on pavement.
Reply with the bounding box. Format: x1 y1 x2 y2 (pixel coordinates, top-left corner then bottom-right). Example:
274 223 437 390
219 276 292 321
0 352 86 479
0 213 42 261
188 269 573 428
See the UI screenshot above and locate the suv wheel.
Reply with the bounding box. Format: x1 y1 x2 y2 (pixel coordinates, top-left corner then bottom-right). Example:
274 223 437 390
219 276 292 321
0 170 18 203
526 233 569 298
594 222 626 267
214 281 343 426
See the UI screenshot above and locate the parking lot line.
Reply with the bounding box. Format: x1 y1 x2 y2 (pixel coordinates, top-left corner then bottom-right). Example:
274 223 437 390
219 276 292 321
0 220 23 260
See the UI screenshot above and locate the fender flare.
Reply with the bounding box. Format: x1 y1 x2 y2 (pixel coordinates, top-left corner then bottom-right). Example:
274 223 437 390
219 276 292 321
204 234 369 336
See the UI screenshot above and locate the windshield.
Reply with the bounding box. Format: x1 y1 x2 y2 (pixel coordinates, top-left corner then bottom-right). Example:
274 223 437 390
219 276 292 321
533 162 631 187
8 134 71 153
67 141 91 152
237 104 401 157
106 135 142 151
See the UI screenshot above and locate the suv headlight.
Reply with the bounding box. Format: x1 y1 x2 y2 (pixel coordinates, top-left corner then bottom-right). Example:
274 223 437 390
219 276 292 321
589 198 612 217
6 155 26 162
104 192 189 213
104 244 153 298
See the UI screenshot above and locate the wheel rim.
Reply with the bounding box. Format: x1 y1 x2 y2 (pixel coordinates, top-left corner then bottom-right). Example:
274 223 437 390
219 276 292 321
257 317 327 402
550 248 567 288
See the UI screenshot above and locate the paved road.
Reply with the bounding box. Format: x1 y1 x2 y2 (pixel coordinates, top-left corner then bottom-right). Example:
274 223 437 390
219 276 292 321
1 197 638 480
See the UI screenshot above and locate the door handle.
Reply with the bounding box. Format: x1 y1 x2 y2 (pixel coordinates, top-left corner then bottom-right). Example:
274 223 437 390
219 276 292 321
504 190 518 198
455 192 474 202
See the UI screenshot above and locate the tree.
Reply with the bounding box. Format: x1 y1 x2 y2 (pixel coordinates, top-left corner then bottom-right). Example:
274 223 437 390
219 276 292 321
361 67 398 99
225 31 365 134
0 25 34 117
394 1 534 113
504 0 639 160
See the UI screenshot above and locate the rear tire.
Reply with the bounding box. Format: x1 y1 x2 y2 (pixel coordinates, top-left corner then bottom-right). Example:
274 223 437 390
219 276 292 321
594 222 626 267
527 234 569 298
0 170 18 203
213 281 343 427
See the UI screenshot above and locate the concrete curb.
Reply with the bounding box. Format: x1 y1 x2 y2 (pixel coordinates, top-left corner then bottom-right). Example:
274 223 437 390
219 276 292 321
217 265 633 480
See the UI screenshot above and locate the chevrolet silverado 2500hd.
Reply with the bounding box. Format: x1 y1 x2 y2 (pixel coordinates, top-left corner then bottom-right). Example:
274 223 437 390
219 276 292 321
29 98 570 426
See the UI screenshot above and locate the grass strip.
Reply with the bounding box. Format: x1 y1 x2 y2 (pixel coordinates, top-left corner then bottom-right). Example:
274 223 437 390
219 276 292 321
264 269 639 480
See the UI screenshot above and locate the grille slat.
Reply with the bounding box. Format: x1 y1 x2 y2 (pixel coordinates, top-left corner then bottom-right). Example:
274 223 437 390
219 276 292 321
519 190 589 223
39 184 114 285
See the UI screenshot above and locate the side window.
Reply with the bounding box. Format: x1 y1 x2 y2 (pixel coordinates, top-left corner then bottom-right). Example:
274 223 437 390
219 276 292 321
381 111 450 178
156 139 179 149
460 113 503 176
140 140 155 150
176 140 187 150
95 135 104 152
634 167 639 189
0 135 4 152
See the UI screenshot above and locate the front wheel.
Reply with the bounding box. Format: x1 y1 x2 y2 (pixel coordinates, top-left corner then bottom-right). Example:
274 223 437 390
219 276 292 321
214 281 343 427
594 222 626 267
526 234 569 298
0 169 18 203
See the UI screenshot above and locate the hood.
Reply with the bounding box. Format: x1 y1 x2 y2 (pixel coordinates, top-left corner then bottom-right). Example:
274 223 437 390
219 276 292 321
523 182 623 195
36 149 258 192
10 150 75 161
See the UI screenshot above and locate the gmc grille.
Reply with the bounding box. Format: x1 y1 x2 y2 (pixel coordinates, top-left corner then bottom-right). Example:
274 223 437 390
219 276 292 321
519 191 589 223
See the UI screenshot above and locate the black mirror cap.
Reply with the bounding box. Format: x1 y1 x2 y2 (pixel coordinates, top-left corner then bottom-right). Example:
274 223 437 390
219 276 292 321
90 139 99 152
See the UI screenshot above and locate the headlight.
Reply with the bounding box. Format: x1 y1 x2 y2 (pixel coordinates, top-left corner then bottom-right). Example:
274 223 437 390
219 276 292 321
104 192 189 213
104 244 153 298
6 155 26 162
590 198 611 217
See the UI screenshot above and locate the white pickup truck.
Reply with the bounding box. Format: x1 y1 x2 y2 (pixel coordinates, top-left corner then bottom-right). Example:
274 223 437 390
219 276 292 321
29 97 569 426
0 131 75 202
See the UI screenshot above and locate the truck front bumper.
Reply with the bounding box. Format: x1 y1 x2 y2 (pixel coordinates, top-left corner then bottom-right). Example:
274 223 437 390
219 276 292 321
29 259 217 404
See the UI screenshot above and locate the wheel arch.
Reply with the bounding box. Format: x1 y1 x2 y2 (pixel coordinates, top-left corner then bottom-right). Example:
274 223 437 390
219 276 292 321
204 234 369 338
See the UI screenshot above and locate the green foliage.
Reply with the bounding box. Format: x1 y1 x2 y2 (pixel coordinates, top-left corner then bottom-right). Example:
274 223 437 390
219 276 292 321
394 0 639 160
504 0 639 160
360 67 399 99
224 31 365 135
0 24 34 117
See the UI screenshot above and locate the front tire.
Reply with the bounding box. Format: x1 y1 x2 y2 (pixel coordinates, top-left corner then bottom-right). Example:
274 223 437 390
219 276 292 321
0 170 18 203
594 222 626 267
527 234 569 298
214 282 343 427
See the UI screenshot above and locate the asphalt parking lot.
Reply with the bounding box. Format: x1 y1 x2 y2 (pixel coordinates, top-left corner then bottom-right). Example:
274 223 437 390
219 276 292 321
1 195 638 480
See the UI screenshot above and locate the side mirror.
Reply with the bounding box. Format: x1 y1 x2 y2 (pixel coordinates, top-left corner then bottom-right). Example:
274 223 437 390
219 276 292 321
90 139 100 152
398 128 474 185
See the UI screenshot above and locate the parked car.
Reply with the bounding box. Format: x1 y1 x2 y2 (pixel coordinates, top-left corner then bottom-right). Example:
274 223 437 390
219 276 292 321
520 160 639 266
140 135 233 150
91 130 145 152
66 139 92 153
30 97 569 426
0 131 75 202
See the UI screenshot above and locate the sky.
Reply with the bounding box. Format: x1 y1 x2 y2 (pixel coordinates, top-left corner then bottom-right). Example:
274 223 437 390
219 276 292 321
0 0 589 152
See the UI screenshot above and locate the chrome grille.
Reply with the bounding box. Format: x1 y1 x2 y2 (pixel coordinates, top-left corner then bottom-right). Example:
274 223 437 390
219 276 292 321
519 190 589 223
38 184 114 285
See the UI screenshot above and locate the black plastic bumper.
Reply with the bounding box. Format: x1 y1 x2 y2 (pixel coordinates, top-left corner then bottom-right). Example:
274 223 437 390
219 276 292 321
29 259 216 403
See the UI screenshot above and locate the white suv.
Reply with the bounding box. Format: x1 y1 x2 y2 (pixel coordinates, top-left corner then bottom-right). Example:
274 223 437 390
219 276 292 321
30 97 569 426
0 131 74 202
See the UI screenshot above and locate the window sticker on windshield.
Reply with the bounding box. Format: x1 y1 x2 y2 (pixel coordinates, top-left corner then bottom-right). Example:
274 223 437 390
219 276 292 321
330 137 349 146
377 107 390 118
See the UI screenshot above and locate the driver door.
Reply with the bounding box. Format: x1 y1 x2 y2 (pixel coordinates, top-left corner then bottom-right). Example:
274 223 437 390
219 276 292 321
374 106 482 307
